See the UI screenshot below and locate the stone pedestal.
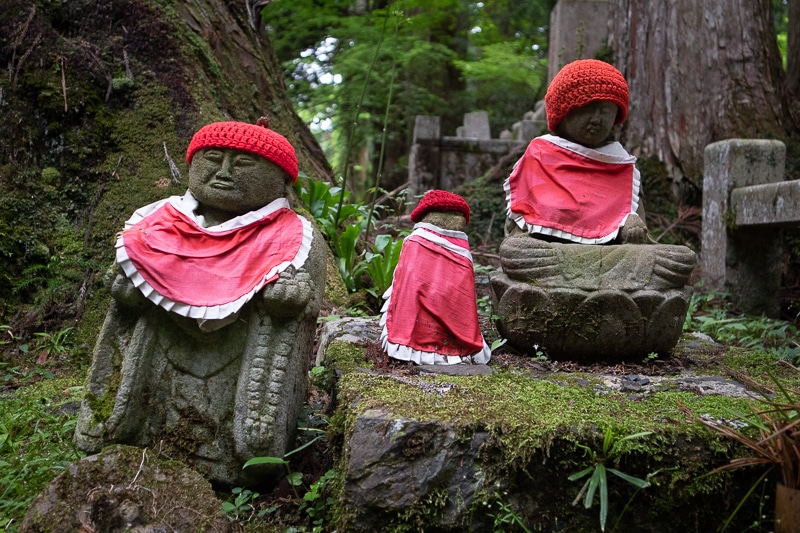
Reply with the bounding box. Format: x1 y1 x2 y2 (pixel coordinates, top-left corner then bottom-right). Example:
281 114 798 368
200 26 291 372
492 237 696 361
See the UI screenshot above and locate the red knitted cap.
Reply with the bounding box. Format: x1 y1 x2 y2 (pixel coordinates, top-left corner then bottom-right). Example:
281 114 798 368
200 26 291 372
186 117 299 182
410 190 470 224
545 59 629 133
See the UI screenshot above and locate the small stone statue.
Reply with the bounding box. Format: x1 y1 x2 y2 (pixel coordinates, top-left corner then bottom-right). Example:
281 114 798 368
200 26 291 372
75 118 326 486
381 190 491 365
492 60 696 360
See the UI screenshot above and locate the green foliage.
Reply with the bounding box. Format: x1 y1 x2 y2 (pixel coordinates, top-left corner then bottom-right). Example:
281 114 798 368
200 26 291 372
31 327 74 361
264 0 552 192
487 496 531 533
364 234 404 299
299 469 337 531
684 285 800 364
699 372 800 530
0 378 85 528
567 428 653 532
295 174 406 303
222 487 269 522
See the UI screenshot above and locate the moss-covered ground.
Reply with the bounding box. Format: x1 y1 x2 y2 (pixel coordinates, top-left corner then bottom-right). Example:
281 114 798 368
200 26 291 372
321 332 800 532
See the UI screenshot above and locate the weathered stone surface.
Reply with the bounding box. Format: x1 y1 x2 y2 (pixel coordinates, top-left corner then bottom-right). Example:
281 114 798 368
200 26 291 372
462 111 491 139
75 142 328 487
316 316 383 366
407 112 528 195
312 316 774 531
418 364 494 376
701 139 787 316
22 445 228 533
492 236 695 361
548 0 611 82
491 271 691 360
342 409 490 531
731 180 800 226
500 236 696 291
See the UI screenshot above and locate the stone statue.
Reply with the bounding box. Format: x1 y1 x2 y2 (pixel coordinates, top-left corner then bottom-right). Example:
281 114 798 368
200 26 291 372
75 118 326 486
491 60 696 361
381 190 491 365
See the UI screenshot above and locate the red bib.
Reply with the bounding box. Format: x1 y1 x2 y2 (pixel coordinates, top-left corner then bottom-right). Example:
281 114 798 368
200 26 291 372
505 135 639 243
117 195 312 320
380 225 490 365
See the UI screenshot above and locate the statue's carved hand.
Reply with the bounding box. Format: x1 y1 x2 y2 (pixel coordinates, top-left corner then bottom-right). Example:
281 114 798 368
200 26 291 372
109 267 148 309
262 267 314 317
619 213 649 244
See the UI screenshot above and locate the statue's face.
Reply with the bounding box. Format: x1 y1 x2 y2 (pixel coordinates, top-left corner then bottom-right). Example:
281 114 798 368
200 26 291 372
420 211 467 232
188 148 289 216
556 100 618 148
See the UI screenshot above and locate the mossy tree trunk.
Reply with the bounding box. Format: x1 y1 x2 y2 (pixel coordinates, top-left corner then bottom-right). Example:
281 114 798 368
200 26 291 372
607 0 793 203
0 0 331 341
787 0 800 127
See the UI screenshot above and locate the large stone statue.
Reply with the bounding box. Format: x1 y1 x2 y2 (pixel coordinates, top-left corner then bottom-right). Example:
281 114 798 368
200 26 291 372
381 190 491 365
491 60 696 361
75 118 326 486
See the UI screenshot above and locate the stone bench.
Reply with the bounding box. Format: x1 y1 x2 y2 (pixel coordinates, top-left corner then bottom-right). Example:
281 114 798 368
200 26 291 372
701 139 797 316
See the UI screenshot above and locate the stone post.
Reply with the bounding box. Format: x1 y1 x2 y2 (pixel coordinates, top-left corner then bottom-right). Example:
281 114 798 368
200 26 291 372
548 0 611 82
408 115 441 195
463 111 491 139
701 139 786 316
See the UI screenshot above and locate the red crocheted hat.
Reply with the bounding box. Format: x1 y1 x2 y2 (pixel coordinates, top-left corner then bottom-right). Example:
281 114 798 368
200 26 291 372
410 190 470 224
544 59 629 133
186 117 299 182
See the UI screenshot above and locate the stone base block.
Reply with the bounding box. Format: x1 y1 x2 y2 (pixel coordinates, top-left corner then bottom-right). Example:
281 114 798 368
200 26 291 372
490 272 691 361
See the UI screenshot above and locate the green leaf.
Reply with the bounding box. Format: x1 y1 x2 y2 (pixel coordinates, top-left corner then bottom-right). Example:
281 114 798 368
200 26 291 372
490 338 507 351
602 427 614 455
242 456 287 468
284 435 323 457
608 468 651 489
568 466 594 482
288 471 304 486
598 464 608 531
584 466 602 509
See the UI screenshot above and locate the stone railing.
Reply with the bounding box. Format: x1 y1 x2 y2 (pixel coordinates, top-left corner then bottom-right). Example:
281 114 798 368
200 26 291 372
701 139 799 316
407 110 546 194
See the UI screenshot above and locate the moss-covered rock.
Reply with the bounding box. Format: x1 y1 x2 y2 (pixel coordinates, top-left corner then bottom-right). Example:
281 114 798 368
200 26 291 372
21 444 229 532
316 317 789 532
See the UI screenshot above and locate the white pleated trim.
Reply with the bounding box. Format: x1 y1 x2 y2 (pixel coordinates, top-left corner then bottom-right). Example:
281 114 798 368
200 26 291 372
379 224 492 366
504 134 641 244
409 223 473 261
115 192 313 328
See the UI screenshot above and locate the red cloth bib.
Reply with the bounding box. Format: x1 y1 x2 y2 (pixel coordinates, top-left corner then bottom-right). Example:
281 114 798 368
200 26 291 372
506 135 638 243
118 196 310 318
381 225 490 364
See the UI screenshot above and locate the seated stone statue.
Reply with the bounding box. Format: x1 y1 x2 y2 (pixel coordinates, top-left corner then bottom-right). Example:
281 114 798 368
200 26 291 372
381 190 491 365
75 118 326 486
491 60 696 361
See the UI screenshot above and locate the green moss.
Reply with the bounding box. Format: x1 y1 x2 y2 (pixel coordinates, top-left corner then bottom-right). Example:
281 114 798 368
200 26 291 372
723 208 738 230
329 361 768 530
338 369 748 460
86 356 122 427
325 340 370 374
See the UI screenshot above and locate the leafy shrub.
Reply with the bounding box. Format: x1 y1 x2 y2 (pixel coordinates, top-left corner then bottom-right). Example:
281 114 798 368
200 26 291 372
0 378 85 529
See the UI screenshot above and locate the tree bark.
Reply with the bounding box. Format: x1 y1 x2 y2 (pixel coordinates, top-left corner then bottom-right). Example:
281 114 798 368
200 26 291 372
787 0 800 127
608 0 790 201
0 0 331 332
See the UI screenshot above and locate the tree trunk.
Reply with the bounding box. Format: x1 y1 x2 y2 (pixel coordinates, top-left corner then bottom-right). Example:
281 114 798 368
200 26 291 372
0 0 330 334
787 0 800 127
607 0 790 201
